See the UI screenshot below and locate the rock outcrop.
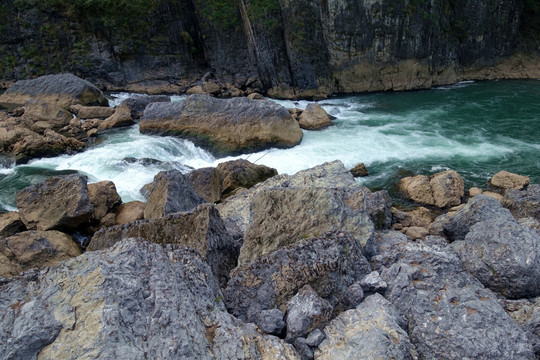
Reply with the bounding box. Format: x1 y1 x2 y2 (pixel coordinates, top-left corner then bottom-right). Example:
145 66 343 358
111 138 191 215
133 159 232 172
140 95 303 155
0 239 299 359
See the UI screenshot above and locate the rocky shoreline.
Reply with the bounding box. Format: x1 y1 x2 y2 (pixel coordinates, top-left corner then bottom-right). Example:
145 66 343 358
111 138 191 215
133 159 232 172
1 156 539 359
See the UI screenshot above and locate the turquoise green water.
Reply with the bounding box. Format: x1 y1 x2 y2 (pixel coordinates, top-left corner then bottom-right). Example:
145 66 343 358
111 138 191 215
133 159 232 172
0 80 539 211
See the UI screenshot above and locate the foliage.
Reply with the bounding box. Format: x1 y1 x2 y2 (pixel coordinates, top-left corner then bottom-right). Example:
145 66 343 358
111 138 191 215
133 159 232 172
195 0 240 30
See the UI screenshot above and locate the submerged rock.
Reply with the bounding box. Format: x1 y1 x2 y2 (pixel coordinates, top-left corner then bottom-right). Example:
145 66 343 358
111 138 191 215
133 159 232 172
139 94 303 156
16 174 93 232
0 239 299 359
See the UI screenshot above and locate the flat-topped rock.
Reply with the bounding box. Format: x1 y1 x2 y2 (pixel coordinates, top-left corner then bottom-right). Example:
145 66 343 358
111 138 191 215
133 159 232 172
140 94 303 156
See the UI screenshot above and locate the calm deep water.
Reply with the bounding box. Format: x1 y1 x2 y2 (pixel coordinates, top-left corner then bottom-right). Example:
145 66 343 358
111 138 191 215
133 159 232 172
1 80 539 212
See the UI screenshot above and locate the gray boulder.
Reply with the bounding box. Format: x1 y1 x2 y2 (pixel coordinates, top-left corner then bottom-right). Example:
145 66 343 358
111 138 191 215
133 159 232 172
223 232 372 324
121 95 171 118
144 169 205 219
15 174 93 232
504 298 540 357
0 239 299 359
140 94 303 156
364 188 392 229
316 293 416 360
255 309 286 336
377 239 535 359
88 204 238 288
441 194 514 241
503 184 540 220
286 285 333 340
0 73 107 108
452 217 540 299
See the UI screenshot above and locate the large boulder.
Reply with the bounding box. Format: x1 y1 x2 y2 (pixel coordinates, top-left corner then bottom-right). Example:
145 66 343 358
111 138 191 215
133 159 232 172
490 170 530 192
15 174 93 232
144 169 205 219
315 293 416 360
0 239 299 359
0 230 81 278
375 236 535 359
223 232 372 324
216 160 364 242
503 184 540 220
239 186 374 263
297 103 332 130
441 194 514 241
0 73 107 108
88 204 238 287
216 159 277 199
452 217 540 299
139 94 303 156
399 170 464 208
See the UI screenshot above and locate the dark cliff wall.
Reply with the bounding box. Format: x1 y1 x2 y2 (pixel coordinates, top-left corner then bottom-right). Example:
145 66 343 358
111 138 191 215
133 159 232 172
0 0 537 97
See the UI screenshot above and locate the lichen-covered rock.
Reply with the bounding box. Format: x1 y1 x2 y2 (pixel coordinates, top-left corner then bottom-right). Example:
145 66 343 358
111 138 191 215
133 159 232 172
452 217 540 299
399 170 464 208
16 174 93 232
0 230 81 277
0 212 26 238
315 293 416 360
504 298 540 356
0 239 299 359
286 285 333 340
377 239 535 359
298 103 332 130
216 159 277 199
490 170 530 191
223 232 372 324
140 95 303 156
87 180 122 223
185 167 223 203
364 189 392 229
0 73 107 108
88 204 238 287
503 184 540 220
239 185 374 263
144 169 205 219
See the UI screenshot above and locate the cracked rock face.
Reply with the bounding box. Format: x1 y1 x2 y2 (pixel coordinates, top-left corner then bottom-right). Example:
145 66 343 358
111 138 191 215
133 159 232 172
0 239 299 360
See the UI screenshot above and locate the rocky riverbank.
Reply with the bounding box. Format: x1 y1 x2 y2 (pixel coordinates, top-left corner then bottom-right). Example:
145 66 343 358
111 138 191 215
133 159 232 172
1 157 539 359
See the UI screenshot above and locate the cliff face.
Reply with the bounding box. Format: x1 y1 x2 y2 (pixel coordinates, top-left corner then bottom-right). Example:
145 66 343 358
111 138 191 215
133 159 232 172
0 0 537 97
